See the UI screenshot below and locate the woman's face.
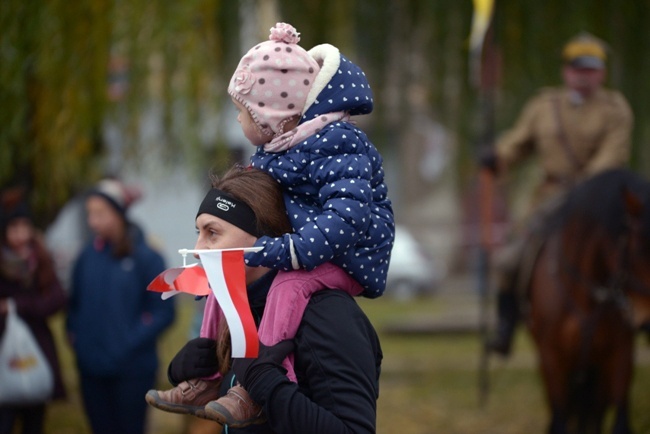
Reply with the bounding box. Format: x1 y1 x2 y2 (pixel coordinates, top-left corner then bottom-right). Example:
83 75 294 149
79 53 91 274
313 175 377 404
562 65 605 98
86 196 124 241
194 213 266 284
5 218 33 255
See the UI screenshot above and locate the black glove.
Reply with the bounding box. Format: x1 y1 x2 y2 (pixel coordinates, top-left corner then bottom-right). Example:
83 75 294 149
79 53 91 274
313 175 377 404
232 340 295 391
478 147 499 174
167 337 219 385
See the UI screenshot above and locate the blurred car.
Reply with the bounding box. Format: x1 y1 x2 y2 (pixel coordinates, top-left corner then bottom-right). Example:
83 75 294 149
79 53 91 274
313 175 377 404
386 225 442 300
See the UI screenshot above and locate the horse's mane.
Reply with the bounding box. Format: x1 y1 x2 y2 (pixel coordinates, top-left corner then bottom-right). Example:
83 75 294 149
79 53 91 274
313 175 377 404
545 169 650 239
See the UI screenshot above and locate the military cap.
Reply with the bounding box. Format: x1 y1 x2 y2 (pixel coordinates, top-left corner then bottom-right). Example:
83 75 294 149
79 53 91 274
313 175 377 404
562 32 607 69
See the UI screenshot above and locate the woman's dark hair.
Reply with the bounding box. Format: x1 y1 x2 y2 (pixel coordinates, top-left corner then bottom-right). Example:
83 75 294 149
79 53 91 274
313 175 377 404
209 165 293 237
83 193 134 259
0 186 32 244
209 165 293 372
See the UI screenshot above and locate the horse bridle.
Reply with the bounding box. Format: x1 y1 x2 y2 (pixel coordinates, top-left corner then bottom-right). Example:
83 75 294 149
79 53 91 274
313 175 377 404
558 229 650 326
546 232 634 369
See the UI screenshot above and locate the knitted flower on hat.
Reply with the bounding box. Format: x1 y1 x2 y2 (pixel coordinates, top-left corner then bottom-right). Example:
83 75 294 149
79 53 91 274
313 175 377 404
228 23 321 138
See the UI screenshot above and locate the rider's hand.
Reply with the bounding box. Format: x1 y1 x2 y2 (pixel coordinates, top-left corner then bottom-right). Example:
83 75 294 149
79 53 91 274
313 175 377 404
478 148 499 174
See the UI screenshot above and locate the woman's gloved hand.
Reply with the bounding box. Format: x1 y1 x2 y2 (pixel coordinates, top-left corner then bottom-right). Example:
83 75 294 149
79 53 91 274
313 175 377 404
167 337 219 385
232 340 295 390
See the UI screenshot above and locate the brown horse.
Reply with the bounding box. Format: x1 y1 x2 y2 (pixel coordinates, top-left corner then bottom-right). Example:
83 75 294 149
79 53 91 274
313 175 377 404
525 169 650 434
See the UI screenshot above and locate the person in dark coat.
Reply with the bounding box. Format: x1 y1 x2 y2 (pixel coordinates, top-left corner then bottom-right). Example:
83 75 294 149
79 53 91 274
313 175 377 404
147 166 382 433
0 187 67 434
66 179 175 434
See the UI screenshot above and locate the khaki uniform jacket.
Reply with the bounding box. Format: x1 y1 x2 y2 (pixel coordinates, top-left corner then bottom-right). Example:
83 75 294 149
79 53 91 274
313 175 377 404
496 86 633 206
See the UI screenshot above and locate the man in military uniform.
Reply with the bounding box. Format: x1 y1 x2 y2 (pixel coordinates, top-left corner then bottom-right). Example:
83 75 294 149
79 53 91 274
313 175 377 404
484 32 634 356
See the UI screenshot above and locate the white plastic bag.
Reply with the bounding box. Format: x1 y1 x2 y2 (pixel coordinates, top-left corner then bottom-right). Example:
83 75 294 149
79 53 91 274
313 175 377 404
0 298 54 404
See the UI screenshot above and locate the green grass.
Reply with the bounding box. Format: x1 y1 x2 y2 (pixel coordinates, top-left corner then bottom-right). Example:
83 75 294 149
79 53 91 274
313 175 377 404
38 293 650 434
358 296 650 434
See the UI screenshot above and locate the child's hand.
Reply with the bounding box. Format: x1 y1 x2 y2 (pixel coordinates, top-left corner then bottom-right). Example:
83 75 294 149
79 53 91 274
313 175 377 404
244 235 296 271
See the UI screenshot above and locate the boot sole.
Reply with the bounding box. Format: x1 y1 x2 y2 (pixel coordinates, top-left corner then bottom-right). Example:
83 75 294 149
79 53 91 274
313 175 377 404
204 401 266 427
145 390 211 419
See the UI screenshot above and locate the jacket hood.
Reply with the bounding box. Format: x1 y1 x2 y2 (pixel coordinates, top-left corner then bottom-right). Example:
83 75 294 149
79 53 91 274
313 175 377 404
302 44 374 121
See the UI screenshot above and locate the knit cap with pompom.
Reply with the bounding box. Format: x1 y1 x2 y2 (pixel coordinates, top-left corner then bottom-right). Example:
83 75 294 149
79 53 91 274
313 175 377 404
228 23 321 138
88 179 141 217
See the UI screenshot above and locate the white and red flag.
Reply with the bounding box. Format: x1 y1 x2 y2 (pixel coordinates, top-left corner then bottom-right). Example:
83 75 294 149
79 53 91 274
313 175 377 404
147 263 211 300
197 248 259 358
147 247 261 358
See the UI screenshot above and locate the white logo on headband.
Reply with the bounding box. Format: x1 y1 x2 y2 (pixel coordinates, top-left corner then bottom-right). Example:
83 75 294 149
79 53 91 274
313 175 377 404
215 196 237 212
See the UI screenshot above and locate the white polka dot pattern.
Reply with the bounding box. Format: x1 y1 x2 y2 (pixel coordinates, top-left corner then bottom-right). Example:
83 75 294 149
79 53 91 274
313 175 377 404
246 51 394 299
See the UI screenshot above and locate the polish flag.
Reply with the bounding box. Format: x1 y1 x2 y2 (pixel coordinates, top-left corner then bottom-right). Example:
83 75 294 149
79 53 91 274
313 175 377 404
147 263 210 300
198 249 259 358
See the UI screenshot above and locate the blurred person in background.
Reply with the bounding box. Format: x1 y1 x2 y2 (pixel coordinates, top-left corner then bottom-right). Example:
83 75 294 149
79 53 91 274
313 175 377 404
0 187 67 434
66 179 175 434
482 32 633 356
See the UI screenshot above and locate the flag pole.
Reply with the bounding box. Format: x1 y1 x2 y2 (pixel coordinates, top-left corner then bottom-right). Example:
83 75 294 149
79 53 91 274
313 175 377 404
178 247 264 255
469 0 496 408
179 247 263 268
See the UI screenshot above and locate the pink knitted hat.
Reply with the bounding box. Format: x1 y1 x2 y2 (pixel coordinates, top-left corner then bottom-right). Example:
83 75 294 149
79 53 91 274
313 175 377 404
228 23 321 137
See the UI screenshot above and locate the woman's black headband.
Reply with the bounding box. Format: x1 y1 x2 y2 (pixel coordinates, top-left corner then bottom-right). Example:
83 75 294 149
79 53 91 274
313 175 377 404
196 189 261 237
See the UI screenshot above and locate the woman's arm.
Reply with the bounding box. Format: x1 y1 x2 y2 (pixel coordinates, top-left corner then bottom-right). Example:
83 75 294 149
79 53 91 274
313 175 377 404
244 290 381 434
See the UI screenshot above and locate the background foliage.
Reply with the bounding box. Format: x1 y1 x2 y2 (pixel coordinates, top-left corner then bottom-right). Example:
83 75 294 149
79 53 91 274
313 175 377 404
2 0 649 227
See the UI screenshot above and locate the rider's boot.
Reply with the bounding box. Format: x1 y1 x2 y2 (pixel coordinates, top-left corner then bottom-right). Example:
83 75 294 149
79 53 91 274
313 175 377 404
640 321 650 344
486 289 519 357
